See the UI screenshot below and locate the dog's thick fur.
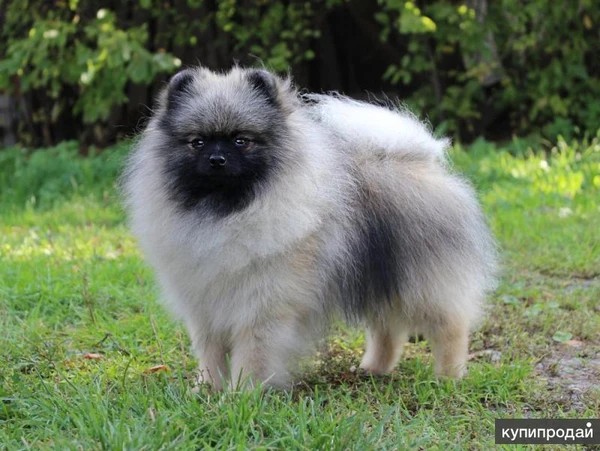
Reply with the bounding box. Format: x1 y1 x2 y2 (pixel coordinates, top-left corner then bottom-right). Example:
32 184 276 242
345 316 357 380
123 66 497 389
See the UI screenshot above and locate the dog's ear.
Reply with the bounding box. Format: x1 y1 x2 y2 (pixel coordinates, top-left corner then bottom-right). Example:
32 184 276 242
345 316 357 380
246 69 285 107
166 68 198 110
170 69 195 93
246 69 297 115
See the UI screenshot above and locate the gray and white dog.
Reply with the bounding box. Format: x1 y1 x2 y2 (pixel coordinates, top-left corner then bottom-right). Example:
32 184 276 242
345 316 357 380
123 66 497 389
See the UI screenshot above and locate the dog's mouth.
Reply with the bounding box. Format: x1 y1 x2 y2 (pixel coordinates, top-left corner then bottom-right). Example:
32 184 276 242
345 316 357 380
203 172 244 184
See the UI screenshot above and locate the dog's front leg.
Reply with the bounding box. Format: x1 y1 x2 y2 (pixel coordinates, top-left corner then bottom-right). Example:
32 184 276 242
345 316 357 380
228 320 300 390
187 326 229 390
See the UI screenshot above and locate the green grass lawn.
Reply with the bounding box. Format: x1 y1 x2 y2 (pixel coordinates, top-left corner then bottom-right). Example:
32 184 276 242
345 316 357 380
1 135 599 449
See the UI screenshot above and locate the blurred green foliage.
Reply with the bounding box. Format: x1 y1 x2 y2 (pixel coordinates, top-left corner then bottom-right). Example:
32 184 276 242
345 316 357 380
0 0 598 146
0 1 180 128
215 0 322 71
0 141 127 210
378 0 600 139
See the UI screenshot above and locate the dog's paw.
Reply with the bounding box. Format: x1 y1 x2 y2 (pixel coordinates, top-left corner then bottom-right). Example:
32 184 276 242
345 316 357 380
435 363 467 379
358 361 393 376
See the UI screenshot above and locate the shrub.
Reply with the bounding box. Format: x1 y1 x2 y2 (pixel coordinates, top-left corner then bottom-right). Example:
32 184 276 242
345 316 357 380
0 1 180 146
377 0 600 139
0 0 598 146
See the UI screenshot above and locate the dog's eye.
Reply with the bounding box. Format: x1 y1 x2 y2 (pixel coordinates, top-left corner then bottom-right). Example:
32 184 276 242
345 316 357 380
234 137 251 149
189 139 205 150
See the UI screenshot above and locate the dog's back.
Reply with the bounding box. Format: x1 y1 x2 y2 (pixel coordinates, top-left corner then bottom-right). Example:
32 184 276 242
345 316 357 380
304 96 497 377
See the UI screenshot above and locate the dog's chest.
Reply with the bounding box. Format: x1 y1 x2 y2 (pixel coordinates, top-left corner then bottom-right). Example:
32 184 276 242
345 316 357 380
156 235 318 330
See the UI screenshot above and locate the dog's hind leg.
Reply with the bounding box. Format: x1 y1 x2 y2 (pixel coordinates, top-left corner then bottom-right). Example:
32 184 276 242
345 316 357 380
426 317 469 379
359 316 409 375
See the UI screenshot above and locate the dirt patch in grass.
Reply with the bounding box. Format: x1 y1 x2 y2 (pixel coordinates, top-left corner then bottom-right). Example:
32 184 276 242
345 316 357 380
535 343 600 413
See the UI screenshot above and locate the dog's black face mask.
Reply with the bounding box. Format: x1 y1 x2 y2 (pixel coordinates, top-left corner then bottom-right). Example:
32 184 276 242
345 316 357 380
156 69 291 217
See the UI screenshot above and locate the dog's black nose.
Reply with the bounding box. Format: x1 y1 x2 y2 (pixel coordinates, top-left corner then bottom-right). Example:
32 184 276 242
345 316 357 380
209 154 227 167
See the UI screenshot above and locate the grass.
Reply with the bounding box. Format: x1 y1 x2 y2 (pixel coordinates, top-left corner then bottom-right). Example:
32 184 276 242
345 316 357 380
1 135 599 449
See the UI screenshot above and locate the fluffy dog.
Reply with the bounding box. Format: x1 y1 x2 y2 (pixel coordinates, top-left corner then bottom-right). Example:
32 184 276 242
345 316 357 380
123 66 497 389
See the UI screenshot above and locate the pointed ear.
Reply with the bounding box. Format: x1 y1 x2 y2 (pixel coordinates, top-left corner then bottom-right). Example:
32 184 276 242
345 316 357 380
170 69 195 92
246 69 283 106
166 68 197 109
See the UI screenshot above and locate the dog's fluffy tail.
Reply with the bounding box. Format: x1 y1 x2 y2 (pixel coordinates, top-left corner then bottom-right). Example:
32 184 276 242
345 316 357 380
305 94 449 163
